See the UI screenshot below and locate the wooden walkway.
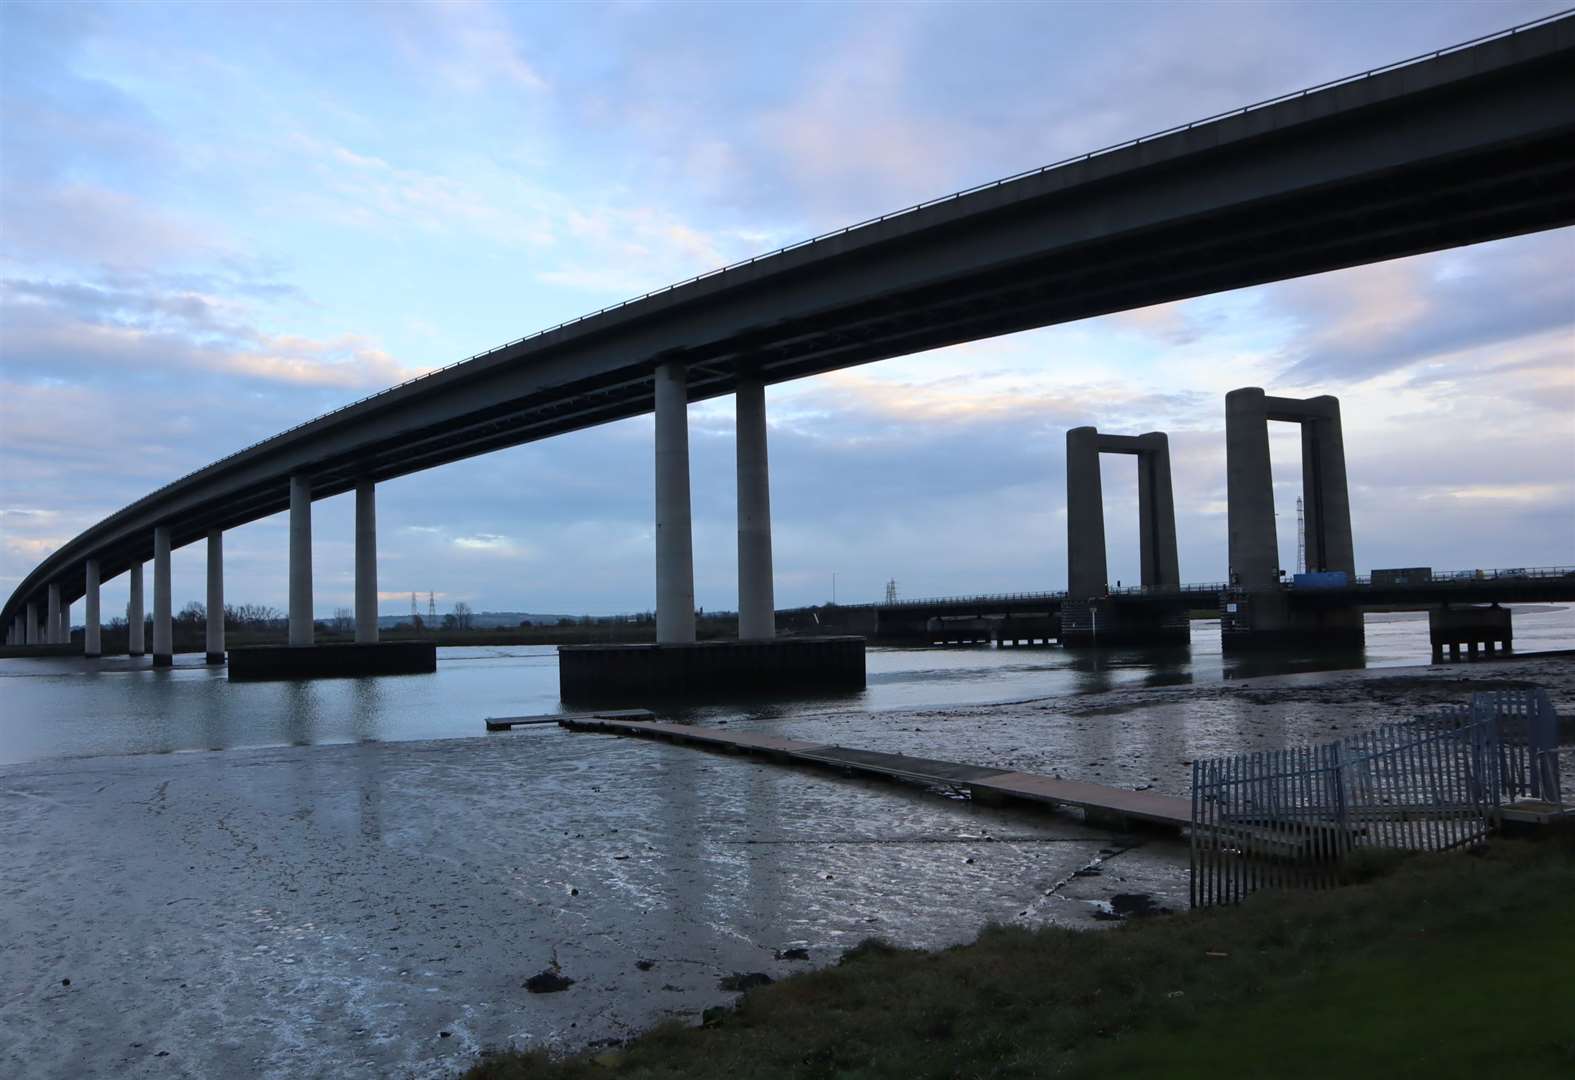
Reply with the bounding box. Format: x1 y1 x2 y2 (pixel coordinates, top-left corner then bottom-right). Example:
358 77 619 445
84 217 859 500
485 708 654 731
557 715 1190 832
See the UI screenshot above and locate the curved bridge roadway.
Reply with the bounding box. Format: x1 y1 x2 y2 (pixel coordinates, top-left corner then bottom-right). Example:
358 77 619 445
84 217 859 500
6 15 1575 655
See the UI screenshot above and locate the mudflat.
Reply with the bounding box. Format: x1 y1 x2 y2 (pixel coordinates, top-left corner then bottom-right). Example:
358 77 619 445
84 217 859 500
1 655 1567 1079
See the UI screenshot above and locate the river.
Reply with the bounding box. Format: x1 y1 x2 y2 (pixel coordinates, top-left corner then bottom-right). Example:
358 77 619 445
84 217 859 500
3 608 1571 766
0 608 1570 1078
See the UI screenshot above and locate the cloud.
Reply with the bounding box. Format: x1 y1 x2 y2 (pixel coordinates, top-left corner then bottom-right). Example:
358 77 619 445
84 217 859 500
1272 229 1575 383
0 183 215 270
384 0 548 95
452 533 525 556
1 275 429 391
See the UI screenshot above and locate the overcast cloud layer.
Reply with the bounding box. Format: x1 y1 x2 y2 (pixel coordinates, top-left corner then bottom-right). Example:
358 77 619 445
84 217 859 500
2 0 1572 620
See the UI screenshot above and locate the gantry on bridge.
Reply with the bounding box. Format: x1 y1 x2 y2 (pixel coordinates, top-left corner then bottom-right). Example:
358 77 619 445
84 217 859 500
5 15 1574 688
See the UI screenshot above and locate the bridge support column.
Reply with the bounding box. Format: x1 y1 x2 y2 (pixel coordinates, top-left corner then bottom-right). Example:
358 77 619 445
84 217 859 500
1138 433 1180 589
355 477 378 644
654 362 695 645
84 559 101 657
736 374 775 640
128 561 145 656
206 529 225 664
1064 426 1186 647
25 602 37 645
1298 397 1354 575
1225 388 1279 590
47 584 61 645
9 615 19 646
153 525 173 666
1065 427 1107 601
289 474 314 646
1223 387 1361 651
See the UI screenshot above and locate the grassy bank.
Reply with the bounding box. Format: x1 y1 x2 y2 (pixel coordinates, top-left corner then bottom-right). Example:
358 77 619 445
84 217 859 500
466 837 1574 1079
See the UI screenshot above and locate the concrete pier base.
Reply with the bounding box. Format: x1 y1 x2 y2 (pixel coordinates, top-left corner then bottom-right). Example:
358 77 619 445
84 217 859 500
1061 596 1191 648
559 636 866 704
228 642 437 682
1221 591 1364 651
1430 604 1511 662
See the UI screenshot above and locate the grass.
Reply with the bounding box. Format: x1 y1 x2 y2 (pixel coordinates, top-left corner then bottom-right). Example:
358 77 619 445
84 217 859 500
464 836 1575 1080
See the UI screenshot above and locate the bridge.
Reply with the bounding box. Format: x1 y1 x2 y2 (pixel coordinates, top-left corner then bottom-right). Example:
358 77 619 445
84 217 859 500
5 15 1574 681
801 568 1575 646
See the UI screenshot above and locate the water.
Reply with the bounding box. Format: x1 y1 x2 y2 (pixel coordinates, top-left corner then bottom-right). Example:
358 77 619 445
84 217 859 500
3 607 1570 1078
3 608 1570 766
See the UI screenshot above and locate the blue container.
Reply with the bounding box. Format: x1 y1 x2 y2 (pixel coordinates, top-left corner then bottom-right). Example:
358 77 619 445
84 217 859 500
1292 571 1349 588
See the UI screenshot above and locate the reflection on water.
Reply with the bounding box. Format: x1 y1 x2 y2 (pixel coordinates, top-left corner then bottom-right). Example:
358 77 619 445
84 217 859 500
2 608 1570 766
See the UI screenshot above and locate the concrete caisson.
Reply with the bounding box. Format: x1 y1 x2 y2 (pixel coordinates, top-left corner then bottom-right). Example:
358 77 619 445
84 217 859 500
229 641 436 681
559 637 866 705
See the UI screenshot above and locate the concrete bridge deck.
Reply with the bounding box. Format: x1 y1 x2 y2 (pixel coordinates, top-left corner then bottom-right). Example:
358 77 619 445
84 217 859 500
557 715 1191 831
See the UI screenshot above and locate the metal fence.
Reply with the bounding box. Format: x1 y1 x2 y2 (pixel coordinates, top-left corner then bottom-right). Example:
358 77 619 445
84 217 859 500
1190 688 1563 908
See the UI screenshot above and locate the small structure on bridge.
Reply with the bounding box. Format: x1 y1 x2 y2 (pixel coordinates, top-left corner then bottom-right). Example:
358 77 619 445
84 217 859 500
1063 426 1188 647
1223 388 1362 651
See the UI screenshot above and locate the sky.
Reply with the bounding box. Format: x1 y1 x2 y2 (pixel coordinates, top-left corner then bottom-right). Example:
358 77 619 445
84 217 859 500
2 0 1572 622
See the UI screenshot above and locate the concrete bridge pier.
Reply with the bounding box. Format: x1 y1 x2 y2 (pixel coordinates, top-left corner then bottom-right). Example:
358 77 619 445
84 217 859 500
1430 604 1512 662
227 473 435 680
8 615 19 646
355 478 378 644
558 363 864 704
205 530 225 664
153 525 173 667
128 561 145 656
654 361 696 645
1137 433 1180 588
26 602 38 645
1064 426 1186 647
1223 388 1362 651
46 584 61 645
1065 426 1108 601
735 374 775 641
84 559 101 658
288 474 314 647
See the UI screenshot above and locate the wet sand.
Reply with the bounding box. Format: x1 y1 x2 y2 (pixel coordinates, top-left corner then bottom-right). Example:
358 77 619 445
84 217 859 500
0 654 1568 1079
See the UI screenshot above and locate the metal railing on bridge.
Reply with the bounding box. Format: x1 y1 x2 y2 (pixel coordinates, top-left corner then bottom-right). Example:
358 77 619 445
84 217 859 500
873 589 1066 610
1190 688 1564 908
